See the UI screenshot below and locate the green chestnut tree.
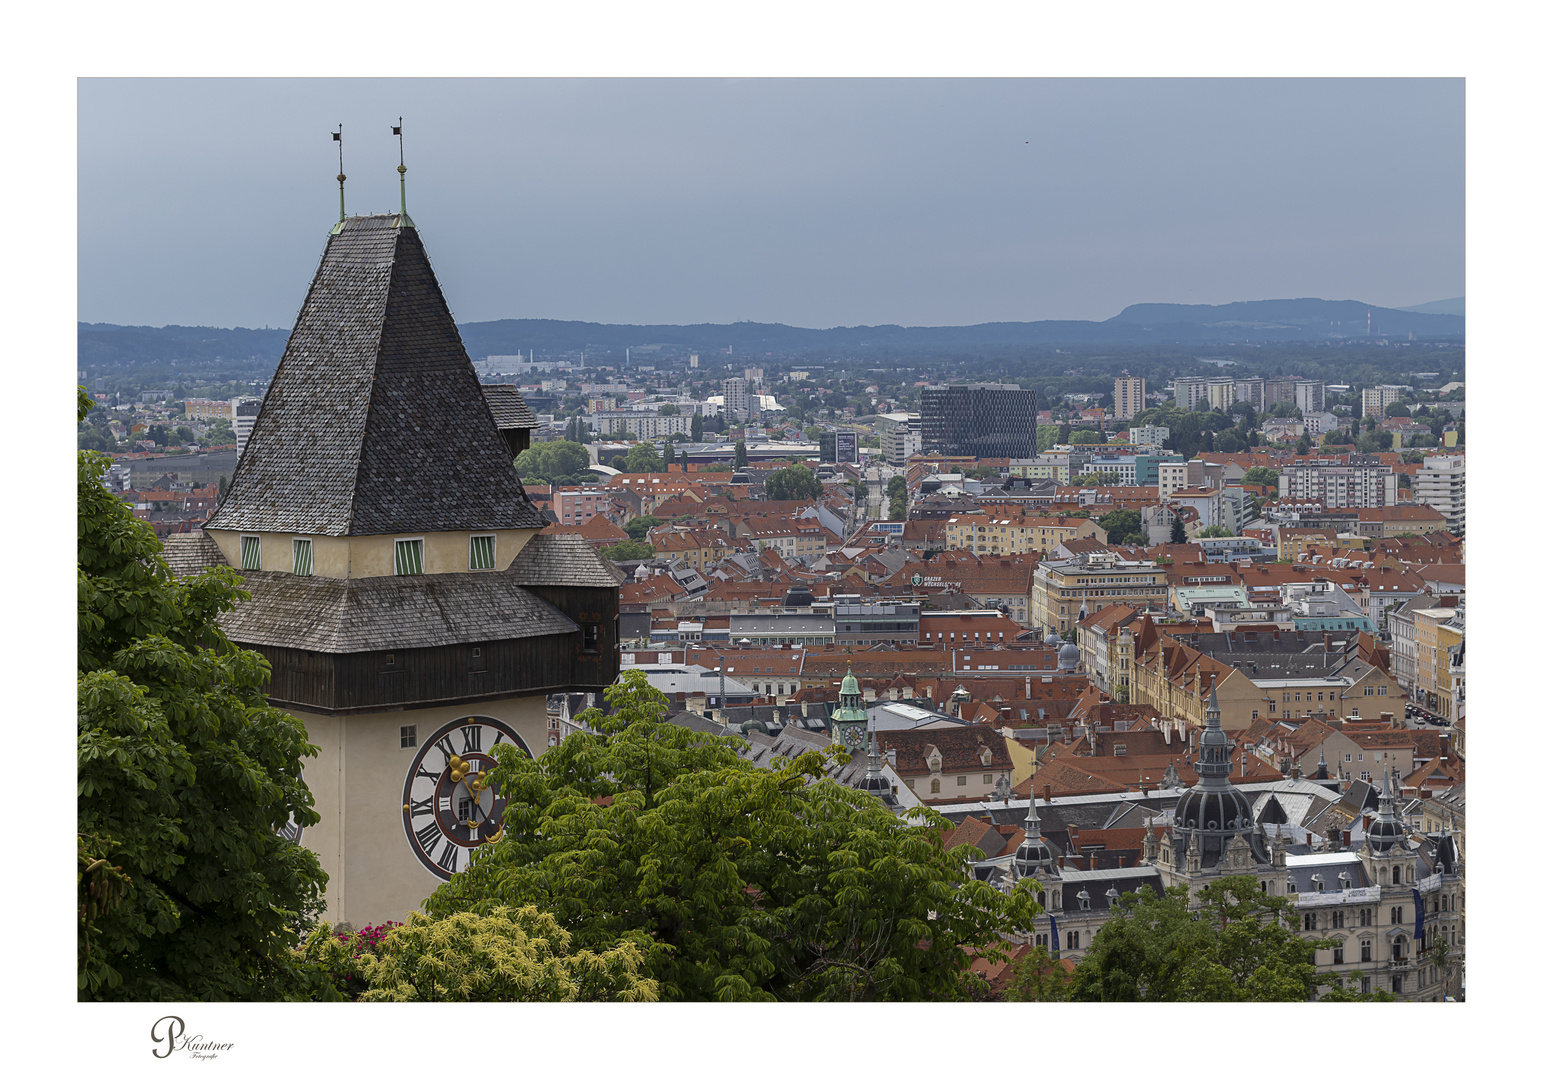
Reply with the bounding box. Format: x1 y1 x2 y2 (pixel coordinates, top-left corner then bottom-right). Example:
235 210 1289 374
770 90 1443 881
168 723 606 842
77 387 326 1000
424 670 1042 1001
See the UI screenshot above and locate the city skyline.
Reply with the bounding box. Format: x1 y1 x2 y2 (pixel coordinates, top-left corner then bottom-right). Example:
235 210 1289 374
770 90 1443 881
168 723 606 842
78 78 1463 331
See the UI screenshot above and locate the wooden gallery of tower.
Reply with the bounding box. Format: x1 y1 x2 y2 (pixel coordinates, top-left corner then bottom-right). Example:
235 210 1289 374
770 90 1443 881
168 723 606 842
170 210 622 925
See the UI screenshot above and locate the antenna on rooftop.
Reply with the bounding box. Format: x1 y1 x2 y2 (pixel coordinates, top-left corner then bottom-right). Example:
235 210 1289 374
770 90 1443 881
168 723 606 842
391 116 414 226
331 124 347 232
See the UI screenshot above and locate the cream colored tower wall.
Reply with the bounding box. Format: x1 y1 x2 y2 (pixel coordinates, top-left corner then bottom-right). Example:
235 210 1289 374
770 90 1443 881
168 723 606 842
206 528 537 578
291 693 550 927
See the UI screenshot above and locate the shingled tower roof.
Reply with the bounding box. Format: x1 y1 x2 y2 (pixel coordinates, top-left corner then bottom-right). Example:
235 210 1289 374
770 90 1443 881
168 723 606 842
206 214 545 536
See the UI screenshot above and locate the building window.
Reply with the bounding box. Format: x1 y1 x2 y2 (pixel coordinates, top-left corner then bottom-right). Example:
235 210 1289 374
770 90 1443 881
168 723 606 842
1069 931 1081 949
982 773 993 785
395 538 424 575
1361 976 1372 994
469 534 496 570
1361 940 1373 962
292 537 313 576
1391 975 1402 994
930 779 941 794
1333 945 1344 965
1391 906 1403 924
240 534 262 571
1331 910 1345 929
957 774 968 786
400 725 417 748
1303 912 1317 930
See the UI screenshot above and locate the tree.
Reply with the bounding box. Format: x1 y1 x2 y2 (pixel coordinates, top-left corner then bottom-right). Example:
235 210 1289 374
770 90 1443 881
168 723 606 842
662 439 676 467
765 464 823 501
78 424 117 452
1068 429 1105 445
1198 524 1233 538
734 439 749 470
205 417 235 445
1036 426 1060 453
1169 516 1188 545
77 388 326 1000
1295 433 1312 456
886 475 907 521
1067 877 1330 1002
514 441 593 485
657 403 680 416
1073 471 1122 487
624 515 662 542
423 671 1041 1001
1097 508 1144 546
623 441 663 474
1241 466 1279 492
1214 429 1246 453
603 539 655 562
691 413 704 442
1002 945 1073 1002
322 907 659 1002
1385 402 1411 418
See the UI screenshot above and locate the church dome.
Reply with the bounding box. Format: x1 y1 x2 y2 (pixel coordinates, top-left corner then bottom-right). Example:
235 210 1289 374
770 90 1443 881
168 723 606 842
1173 786 1254 832
1057 640 1081 671
840 670 860 698
1014 836 1056 877
1366 814 1405 854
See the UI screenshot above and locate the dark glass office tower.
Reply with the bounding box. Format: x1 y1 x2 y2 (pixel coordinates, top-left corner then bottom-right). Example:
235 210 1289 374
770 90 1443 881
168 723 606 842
919 383 1037 458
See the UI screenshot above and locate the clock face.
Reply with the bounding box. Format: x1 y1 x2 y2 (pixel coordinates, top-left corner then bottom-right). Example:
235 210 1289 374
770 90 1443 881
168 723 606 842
401 716 531 880
278 770 305 844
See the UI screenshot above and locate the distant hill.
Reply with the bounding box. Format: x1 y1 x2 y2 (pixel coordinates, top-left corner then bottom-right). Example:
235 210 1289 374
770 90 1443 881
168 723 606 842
1396 297 1465 316
77 296 1462 372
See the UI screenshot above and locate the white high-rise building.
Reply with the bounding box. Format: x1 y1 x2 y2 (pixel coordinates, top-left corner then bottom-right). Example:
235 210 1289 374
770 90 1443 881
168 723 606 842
233 396 262 460
1172 377 1208 411
1414 455 1465 535
723 377 748 418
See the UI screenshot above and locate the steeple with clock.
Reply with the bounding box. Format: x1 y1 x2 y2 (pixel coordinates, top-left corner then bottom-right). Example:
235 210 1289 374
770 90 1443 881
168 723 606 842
830 666 869 751
171 140 622 924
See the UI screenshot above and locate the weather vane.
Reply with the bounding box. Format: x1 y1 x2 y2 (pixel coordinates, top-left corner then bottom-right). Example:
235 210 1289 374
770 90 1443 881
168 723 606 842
332 123 347 231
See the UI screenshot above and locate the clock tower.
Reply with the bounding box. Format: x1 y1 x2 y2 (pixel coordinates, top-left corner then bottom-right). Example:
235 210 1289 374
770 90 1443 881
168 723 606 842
829 666 869 751
174 210 621 926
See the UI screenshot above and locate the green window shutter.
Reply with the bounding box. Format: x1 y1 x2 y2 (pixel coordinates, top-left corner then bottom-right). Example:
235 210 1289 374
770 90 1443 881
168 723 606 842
240 535 261 571
395 539 423 576
469 534 495 570
293 538 313 576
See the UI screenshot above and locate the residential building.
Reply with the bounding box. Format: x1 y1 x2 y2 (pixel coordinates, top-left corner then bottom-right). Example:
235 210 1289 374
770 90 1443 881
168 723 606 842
1233 377 1266 410
1264 379 1299 410
1280 458 1396 508
1361 384 1405 422
1128 425 1170 449
877 412 922 462
723 377 749 418
592 411 692 440
1171 377 1208 411
1413 456 1464 536
879 725 1014 803
920 383 1038 459
553 485 614 526
834 602 921 646
1157 459 1205 499
185 397 233 422
1294 380 1326 415
233 396 261 459
943 512 1106 556
1113 375 1146 420
1206 378 1236 411
1030 551 1168 638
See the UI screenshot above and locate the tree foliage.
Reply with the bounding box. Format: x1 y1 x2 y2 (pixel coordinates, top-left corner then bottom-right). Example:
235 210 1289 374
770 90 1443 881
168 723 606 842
765 463 823 502
603 539 655 562
514 440 593 485
624 515 662 542
1242 466 1280 491
305 907 659 1002
1067 877 1331 1002
423 671 1041 1001
734 439 749 469
1198 524 1233 538
1096 508 1144 546
1073 470 1122 487
77 388 326 1001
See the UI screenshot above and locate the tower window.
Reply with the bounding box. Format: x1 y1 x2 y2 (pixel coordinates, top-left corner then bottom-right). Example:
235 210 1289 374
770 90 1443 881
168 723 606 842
583 624 600 652
469 534 496 570
395 538 424 575
400 725 417 748
292 537 313 576
240 534 262 571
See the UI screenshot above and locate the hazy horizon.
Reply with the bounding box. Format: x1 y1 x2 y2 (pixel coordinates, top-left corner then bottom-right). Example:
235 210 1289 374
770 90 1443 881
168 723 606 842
79 79 1464 330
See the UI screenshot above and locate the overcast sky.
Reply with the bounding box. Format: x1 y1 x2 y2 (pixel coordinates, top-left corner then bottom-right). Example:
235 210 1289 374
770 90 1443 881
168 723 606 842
78 78 1463 330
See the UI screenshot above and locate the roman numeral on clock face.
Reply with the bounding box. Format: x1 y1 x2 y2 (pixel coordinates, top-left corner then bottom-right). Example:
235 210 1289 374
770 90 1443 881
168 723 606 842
435 736 458 767
415 820 442 855
460 726 483 753
410 796 434 818
436 844 459 873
